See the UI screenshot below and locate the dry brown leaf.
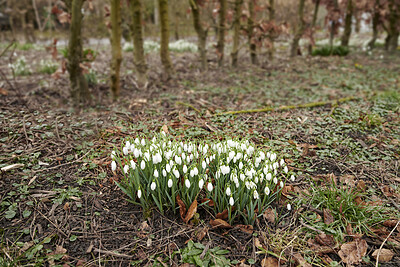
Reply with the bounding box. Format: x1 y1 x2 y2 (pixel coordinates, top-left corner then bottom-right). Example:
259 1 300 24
356 180 366 191
315 233 336 247
292 253 312 267
184 200 197 224
176 195 186 221
161 125 169 134
254 237 262 248
140 221 151 232
263 208 275 224
201 198 214 207
323 209 334 225
196 227 208 241
346 223 353 236
281 185 294 197
210 219 232 229
383 220 399 228
382 185 394 197
307 238 335 255
261 257 278 267
372 249 395 262
216 209 229 220
338 239 367 265
0 88 8 96
340 174 356 187
237 224 253 234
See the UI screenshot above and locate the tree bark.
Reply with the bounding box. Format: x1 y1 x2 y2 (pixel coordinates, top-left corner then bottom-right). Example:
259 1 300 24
65 0 90 106
290 0 305 57
308 0 320 54
158 0 174 77
189 0 208 70
266 0 275 59
386 0 400 52
367 0 380 50
329 0 339 48
341 0 353 47
130 0 148 86
231 0 243 67
110 0 122 99
247 0 257 64
217 0 227 66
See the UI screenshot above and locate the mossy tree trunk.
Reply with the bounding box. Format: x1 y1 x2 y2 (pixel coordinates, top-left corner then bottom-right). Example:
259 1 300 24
290 0 305 57
308 0 320 54
158 0 174 77
341 0 353 47
189 0 208 70
386 0 400 52
247 0 257 64
266 0 275 59
64 0 90 106
368 0 380 50
110 0 122 99
231 0 243 67
217 0 227 66
130 0 148 86
329 0 339 48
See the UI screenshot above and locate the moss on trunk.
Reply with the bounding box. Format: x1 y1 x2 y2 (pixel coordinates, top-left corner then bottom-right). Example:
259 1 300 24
189 0 208 70
290 0 305 57
247 0 257 64
110 0 122 99
217 0 227 66
231 0 243 67
341 0 353 47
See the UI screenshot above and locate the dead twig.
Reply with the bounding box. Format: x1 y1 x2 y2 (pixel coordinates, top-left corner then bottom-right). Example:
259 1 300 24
92 247 133 259
375 220 400 267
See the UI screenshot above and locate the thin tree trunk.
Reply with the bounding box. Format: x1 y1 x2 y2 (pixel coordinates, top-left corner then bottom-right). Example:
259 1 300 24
32 0 43 31
231 0 243 67
387 0 399 52
158 0 174 77
189 0 208 70
329 0 339 48
248 0 257 64
267 0 275 59
368 0 380 50
308 0 320 54
130 0 148 86
217 0 227 66
341 0 353 47
65 0 90 106
110 0 122 99
290 0 305 57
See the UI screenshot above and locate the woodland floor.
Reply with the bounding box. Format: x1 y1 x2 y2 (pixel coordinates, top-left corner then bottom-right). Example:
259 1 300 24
0 41 400 266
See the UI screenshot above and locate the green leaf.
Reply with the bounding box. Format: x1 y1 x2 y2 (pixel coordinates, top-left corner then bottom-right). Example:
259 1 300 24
248 258 256 264
69 235 77 242
23 209 31 218
5 210 16 219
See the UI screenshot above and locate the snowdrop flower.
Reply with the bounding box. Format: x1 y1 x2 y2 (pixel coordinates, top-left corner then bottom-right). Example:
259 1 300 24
137 189 142 199
290 175 295 182
153 153 162 164
199 179 204 189
280 159 285 166
154 169 159 178
111 150 116 159
226 187 231 196
183 143 188 151
287 203 292 211
183 165 188 173
123 146 129 155
111 161 117 171
134 138 140 144
207 182 213 192
141 160 146 170
193 167 198 175
126 140 131 148
202 161 206 169
190 169 195 177
273 177 278 184
144 152 150 161
239 161 243 170
151 181 156 190
130 160 136 170
130 144 135 152
254 176 259 184
134 148 140 158
264 187 270 195
253 190 259 199
173 169 180 178
206 157 210 164
166 163 171 173
263 166 269 174
221 165 230 175
162 169 167 177
168 178 173 188
240 173 245 181
259 151 265 160
271 153 277 161
185 179 191 188
273 162 279 169
229 197 234 206
175 155 182 165
123 165 129 174
280 181 284 188
284 165 288 173
141 139 146 146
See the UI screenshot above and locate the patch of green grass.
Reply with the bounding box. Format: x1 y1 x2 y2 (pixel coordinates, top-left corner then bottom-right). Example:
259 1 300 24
180 240 231 267
312 45 349 57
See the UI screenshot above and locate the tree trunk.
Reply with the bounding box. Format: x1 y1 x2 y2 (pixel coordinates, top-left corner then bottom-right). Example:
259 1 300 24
189 0 208 70
247 0 257 64
290 0 305 57
173 0 180 40
158 0 174 77
266 0 275 59
217 0 227 66
130 0 148 86
341 0 353 47
65 0 90 106
329 0 339 48
367 0 380 50
231 0 243 67
308 0 320 54
387 0 399 52
110 0 122 99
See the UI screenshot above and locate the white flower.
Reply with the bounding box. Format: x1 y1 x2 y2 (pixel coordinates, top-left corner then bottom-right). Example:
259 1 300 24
259 151 265 160
123 165 129 174
190 169 194 177
111 161 117 171
185 179 191 188
193 167 198 175
206 157 210 164
226 187 231 196
280 181 284 188
239 162 243 170
130 160 136 170
162 169 167 177
271 153 277 161
253 190 259 199
207 182 213 192
141 139 146 146
134 148 140 158
199 179 204 189
273 177 278 184
183 165 188 173
284 166 289 173
175 155 182 165
154 169 159 178
173 169 180 178
166 163 171 173
111 150 116 159
137 189 142 199
141 161 146 170
290 175 295 182
280 159 285 166
229 197 234 206
144 152 150 161
202 161 206 169
151 181 156 191
240 173 245 181
263 166 269 174
123 146 129 155
287 203 292 211
168 178 173 188
221 165 230 175
153 153 162 164
264 187 270 195
135 138 140 144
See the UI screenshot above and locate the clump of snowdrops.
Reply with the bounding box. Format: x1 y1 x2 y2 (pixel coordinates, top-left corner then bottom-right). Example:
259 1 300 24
111 133 295 225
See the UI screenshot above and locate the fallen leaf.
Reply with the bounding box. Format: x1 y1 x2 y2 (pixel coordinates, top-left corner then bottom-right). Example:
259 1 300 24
382 185 394 197
176 195 186 221
196 227 208 241
216 209 228 220
263 208 275 224
0 88 8 96
201 198 214 207
307 238 335 255
140 221 151 232
292 253 312 267
383 220 399 228
338 239 367 265
356 180 366 191
340 174 356 187
346 223 353 235
210 219 232 229
161 125 169 134
323 209 334 225
315 233 336 247
237 224 253 234
261 257 278 267
184 200 197 224
372 249 395 262
281 185 294 197
254 237 262 248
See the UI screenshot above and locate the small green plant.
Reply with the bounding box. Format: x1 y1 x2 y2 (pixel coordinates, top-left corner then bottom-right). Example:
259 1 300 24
16 43 35 51
312 46 349 57
180 240 230 267
85 69 98 86
38 59 58 74
8 56 32 76
112 133 294 225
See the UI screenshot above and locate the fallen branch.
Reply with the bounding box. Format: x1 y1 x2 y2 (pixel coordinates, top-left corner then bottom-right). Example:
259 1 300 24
92 248 133 259
215 96 356 116
176 101 201 114
375 220 400 267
